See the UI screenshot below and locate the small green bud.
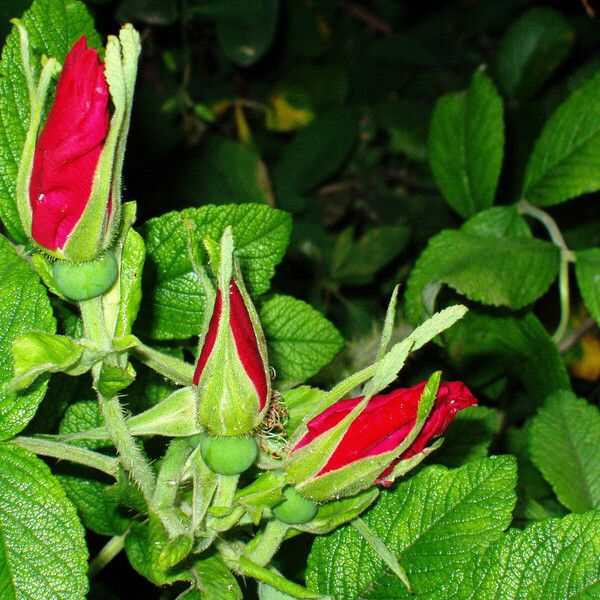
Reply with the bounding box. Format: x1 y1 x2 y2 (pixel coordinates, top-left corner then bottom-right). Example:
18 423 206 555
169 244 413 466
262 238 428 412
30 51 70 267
53 251 118 301
200 435 258 475
272 486 318 525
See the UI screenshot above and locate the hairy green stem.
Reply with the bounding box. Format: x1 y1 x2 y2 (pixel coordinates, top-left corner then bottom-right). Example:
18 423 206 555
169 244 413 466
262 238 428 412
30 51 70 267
554 255 571 345
98 395 157 504
12 436 119 478
245 519 290 567
131 342 195 386
212 474 240 509
517 200 575 345
89 531 127 578
191 449 218 533
238 557 323 599
152 439 191 538
80 297 112 351
80 296 160 515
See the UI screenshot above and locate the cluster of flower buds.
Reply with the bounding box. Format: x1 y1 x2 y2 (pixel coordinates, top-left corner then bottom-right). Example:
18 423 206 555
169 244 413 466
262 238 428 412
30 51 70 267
188 229 478 525
19 33 478 533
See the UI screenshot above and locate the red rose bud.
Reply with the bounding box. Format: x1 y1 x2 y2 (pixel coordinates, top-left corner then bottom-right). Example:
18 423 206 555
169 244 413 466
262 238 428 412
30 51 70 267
194 278 270 437
29 36 110 254
286 381 477 502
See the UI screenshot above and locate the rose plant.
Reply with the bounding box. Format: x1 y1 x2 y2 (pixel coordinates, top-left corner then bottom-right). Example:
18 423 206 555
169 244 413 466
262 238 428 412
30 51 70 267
0 1 600 599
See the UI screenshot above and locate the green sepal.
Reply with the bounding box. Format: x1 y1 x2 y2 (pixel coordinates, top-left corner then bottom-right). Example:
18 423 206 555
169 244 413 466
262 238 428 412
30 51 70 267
128 387 201 438
10 331 83 391
31 253 66 300
294 489 379 535
102 202 145 338
234 471 286 524
286 306 467 451
55 387 201 442
10 331 107 391
62 25 140 262
13 21 59 246
285 395 370 485
96 361 136 397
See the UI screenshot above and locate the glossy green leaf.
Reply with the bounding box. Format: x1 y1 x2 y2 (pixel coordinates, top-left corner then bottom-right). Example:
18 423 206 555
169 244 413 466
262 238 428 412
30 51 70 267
180 136 273 206
274 109 357 212
330 226 409 286
125 517 192 585
462 512 600 599
523 70 600 206
140 204 291 339
460 206 532 238
0 0 100 243
0 236 55 439
0 442 88 599
575 248 600 327
190 554 242 599
307 456 516 599
495 8 574 100
192 0 278 66
446 310 571 406
405 229 560 325
428 68 504 218
260 295 343 385
529 391 600 513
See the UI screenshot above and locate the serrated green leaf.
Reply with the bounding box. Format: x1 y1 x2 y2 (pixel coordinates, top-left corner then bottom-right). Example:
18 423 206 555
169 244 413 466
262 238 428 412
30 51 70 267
523 70 600 206
140 204 291 339
190 554 242 599
428 68 504 219
274 109 357 212
0 442 88 599
0 236 55 439
0 0 100 242
445 310 571 406
307 456 517 599
506 424 561 527
575 248 600 327
495 8 574 101
529 391 600 513
260 295 343 385
405 229 560 325
460 206 532 238
462 512 600 599
125 517 192 585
